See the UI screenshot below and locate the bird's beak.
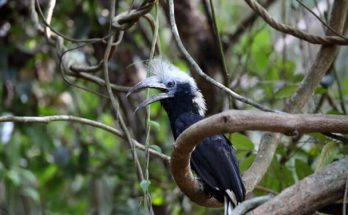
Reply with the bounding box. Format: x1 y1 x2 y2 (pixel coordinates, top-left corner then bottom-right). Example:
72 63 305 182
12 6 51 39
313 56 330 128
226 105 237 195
127 76 173 112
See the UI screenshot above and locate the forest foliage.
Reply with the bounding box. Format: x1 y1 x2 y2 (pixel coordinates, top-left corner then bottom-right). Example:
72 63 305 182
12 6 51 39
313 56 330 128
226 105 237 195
0 0 347 214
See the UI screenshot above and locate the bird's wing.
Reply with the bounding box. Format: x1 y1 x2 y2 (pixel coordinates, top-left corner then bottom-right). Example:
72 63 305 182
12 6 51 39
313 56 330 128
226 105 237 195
173 113 245 203
190 135 245 203
173 112 202 139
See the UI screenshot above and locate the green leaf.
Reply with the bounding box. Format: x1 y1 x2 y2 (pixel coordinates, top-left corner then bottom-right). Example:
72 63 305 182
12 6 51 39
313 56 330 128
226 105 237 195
315 141 339 170
149 120 160 131
6 169 21 186
274 85 298 99
23 187 40 203
140 180 151 192
176 60 189 72
308 144 321 158
265 67 279 81
149 101 162 115
100 113 114 125
149 145 162 153
21 169 37 184
239 154 256 172
342 77 348 94
260 157 295 192
282 60 296 77
151 188 164 206
230 133 254 151
0 162 5 179
39 165 58 184
295 159 313 180
314 87 327 95
251 30 272 71
24 38 37 50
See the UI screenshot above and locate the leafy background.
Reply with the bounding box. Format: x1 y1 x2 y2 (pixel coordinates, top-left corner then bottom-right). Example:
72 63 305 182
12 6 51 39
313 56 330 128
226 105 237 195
0 0 347 214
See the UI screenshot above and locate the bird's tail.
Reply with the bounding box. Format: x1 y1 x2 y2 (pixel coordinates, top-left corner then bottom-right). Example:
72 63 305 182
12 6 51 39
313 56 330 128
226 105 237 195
224 197 232 215
224 189 238 215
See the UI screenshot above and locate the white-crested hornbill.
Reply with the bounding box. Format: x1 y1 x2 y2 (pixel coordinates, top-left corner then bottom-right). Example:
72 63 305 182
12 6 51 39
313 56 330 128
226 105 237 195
127 57 245 214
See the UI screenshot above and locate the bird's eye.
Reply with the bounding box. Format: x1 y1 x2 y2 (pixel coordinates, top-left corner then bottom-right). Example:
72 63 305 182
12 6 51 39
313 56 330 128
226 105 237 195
167 81 175 88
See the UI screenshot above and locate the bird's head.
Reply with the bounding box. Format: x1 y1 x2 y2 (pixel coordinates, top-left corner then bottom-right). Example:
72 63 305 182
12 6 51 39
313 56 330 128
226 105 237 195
127 57 206 117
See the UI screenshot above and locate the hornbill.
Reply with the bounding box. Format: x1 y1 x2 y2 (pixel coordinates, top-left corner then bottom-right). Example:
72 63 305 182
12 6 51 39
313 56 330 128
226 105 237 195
127 57 245 214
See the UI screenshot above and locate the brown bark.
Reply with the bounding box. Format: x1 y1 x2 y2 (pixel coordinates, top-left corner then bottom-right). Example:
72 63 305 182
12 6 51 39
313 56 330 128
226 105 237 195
170 110 348 207
253 157 348 215
243 0 348 197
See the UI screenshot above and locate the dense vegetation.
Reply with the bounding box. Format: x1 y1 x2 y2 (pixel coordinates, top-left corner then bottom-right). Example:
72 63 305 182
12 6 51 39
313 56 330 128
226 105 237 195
0 0 347 214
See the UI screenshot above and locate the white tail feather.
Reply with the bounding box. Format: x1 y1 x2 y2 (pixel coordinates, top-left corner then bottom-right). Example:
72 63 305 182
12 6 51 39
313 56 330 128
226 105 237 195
226 189 238 206
224 189 238 215
224 196 233 215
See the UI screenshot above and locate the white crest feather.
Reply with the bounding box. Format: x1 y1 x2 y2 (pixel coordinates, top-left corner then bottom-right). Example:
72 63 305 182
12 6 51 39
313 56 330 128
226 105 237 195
147 57 207 116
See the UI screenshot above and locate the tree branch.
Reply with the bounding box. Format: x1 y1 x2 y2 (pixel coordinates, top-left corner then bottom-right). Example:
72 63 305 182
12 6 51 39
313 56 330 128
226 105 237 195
285 0 348 113
0 115 170 162
244 0 348 45
231 194 273 215
252 157 348 214
226 0 277 46
170 110 348 207
167 0 279 113
66 71 130 92
344 173 348 215
243 0 348 198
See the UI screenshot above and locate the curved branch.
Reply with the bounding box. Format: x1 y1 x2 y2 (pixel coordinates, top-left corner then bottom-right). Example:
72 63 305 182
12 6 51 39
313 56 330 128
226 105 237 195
285 0 348 113
112 0 156 30
67 71 130 92
231 194 273 215
242 132 280 193
253 157 348 214
243 0 348 199
226 0 276 47
170 110 348 207
45 0 56 39
34 0 109 43
0 115 170 162
167 0 279 113
244 0 348 45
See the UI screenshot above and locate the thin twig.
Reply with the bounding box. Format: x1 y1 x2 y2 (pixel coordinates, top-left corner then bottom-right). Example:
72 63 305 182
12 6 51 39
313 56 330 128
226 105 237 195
67 71 130 92
208 0 229 85
44 0 56 40
35 0 110 43
255 185 278 195
58 41 112 98
146 0 160 185
167 0 279 113
30 0 43 32
143 13 161 55
143 3 159 215
231 195 273 215
285 1 348 113
295 0 348 41
112 0 156 30
226 0 276 47
332 67 347 114
103 1 146 183
244 0 348 45
70 61 104 73
0 115 170 162
245 0 348 203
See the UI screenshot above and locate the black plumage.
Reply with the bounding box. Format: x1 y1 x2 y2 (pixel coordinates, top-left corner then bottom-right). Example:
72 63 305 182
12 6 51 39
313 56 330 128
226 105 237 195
127 58 245 212
160 83 245 205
